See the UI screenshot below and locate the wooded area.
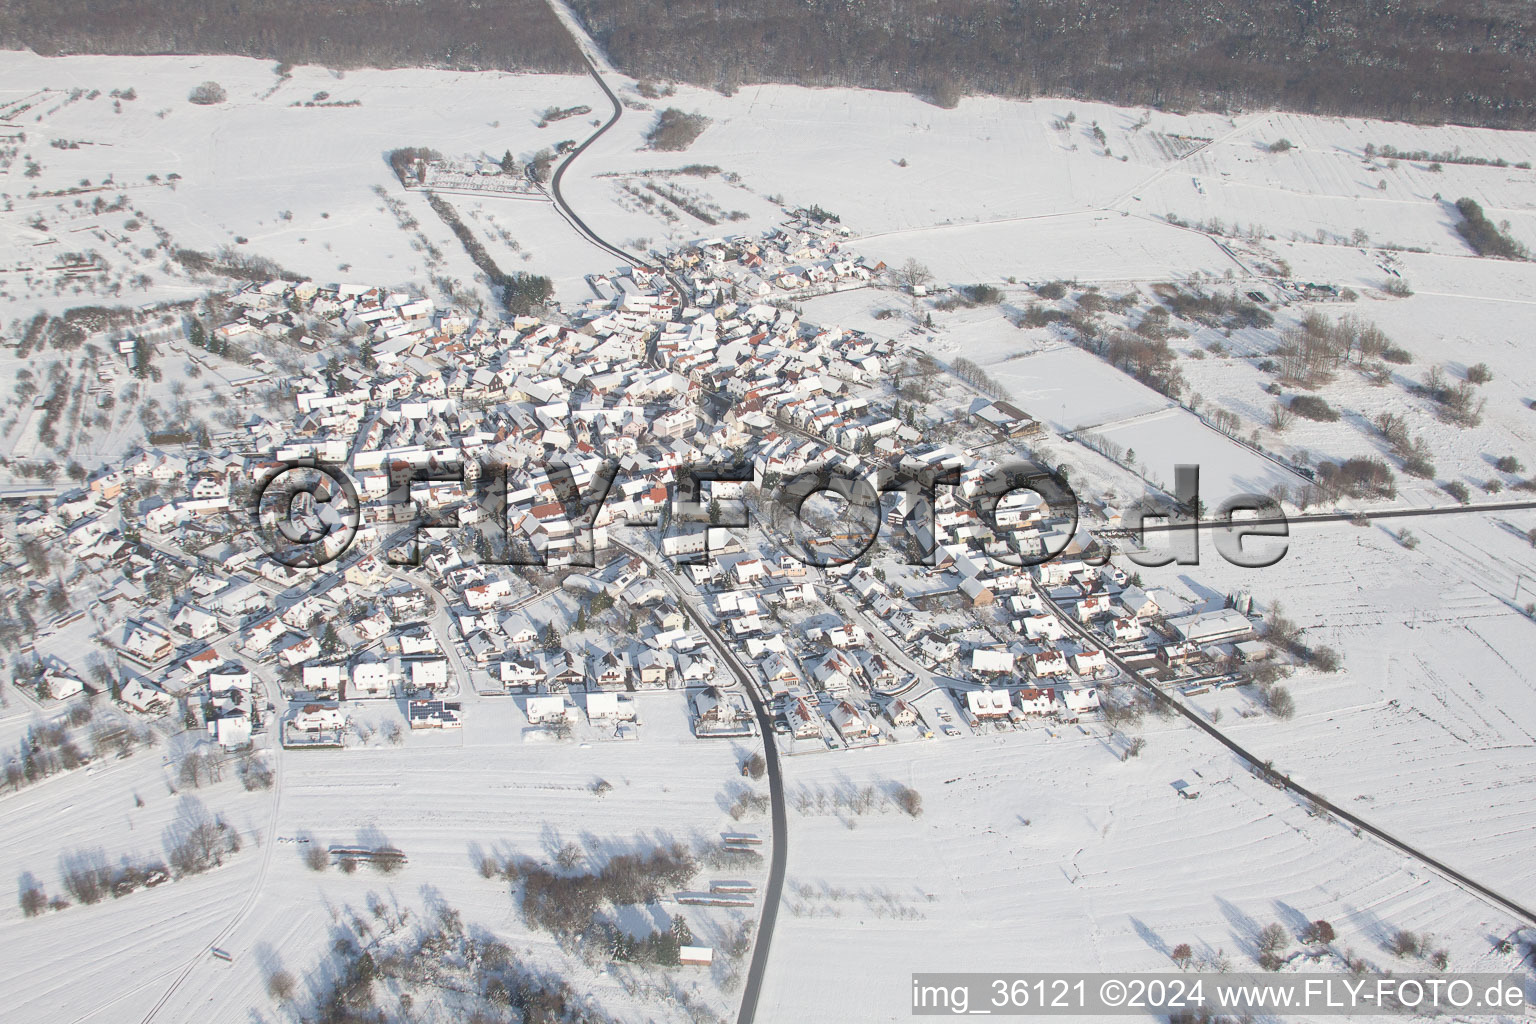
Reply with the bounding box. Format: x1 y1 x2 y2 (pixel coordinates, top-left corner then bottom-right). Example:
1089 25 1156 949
4 1 1533 127
0 0 581 74
569 0 1536 128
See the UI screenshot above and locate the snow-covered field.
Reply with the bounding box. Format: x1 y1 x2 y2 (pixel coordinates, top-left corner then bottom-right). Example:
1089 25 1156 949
761 720 1531 1021
0 688 762 1023
3 45 1536 1024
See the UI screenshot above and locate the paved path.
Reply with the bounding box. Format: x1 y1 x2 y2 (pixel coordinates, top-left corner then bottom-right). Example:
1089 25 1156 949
614 539 787 1024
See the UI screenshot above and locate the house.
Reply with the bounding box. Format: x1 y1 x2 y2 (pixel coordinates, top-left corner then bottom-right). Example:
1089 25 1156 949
208 706 251 747
464 578 513 610
586 691 637 721
830 700 875 741
182 647 221 682
886 699 920 728
281 594 327 630
1017 687 1056 715
526 694 575 724
825 624 868 649
1061 686 1101 713
244 616 285 653
1075 594 1112 622
399 630 439 656
1159 641 1200 667
302 663 344 696
652 601 687 632
351 659 391 698
730 558 767 586
173 604 219 640
1029 649 1070 677
1117 586 1160 619
971 648 1015 677
122 623 175 666
918 634 959 663
409 658 449 691
45 673 85 701
634 648 672 689
693 685 739 726
621 578 668 607
1072 648 1108 675
208 665 252 693
1235 640 1271 662
1109 616 1144 643
542 649 587 692
144 502 184 533
812 649 859 694
787 696 820 738
959 576 995 607
279 635 321 667
356 610 393 641
465 630 498 666
499 658 543 691
760 651 801 693
966 688 1012 719
408 699 462 729
593 649 630 690
679 653 716 683
292 702 344 732
1021 614 1064 641
120 677 173 714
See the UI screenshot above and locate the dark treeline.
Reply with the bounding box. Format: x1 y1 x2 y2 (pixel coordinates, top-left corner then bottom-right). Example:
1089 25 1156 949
9 2 1535 127
1453 197 1530 259
569 0 1536 129
0 0 580 74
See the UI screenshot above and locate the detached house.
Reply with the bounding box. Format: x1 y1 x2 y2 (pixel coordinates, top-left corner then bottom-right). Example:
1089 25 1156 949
1072 648 1108 675
352 659 392 698
1109 617 1144 643
635 649 672 689
971 648 1015 677
593 650 630 691
788 697 821 738
302 663 343 697
1029 649 1070 678
1016 687 1057 715
173 605 219 640
244 616 286 653
966 689 1012 719
694 685 740 727
1061 687 1101 713
500 658 543 691
831 701 875 742
279 635 321 667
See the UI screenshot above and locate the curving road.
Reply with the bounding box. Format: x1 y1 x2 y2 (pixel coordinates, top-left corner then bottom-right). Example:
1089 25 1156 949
614 539 786 1024
540 13 778 1012
546 55 689 300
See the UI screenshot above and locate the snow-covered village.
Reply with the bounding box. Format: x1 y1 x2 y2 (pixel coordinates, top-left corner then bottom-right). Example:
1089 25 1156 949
0 18 1534 1024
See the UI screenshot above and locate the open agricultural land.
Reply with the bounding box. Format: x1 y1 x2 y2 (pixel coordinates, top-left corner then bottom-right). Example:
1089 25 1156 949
0 33 1533 1024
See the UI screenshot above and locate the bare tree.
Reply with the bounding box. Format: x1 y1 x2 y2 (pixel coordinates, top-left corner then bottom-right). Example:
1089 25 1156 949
266 969 296 1002
164 798 238 876
892 784 923 816
18 874 47 917
1257 922 1290 969
895 259 932 309
1300 919 1336 946
1270 401 1294 431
